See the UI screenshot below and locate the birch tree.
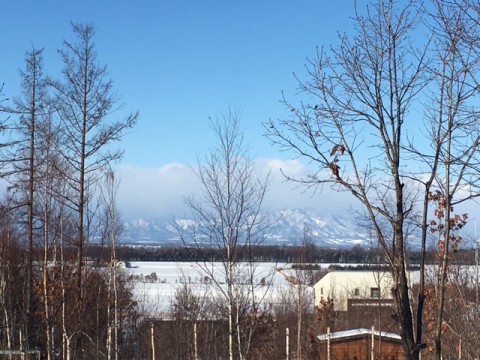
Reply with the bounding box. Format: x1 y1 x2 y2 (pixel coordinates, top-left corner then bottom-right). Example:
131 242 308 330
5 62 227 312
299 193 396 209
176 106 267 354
100 170 123 360
180 111 269 360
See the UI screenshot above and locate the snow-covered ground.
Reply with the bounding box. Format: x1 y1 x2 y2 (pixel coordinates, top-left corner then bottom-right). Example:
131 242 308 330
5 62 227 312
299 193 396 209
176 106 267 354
126 261 314 315
126 261 480 317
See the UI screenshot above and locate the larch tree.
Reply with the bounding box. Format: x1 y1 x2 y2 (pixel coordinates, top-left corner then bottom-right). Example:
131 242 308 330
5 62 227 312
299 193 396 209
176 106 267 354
50 22 137 359
51 22 138 293
0 47 50 352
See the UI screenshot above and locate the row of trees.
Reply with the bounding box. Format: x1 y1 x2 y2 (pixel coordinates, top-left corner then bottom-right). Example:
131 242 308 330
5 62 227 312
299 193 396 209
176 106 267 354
157 274 317 360
0 19 330 360
0 23 138 359
112 243 480 264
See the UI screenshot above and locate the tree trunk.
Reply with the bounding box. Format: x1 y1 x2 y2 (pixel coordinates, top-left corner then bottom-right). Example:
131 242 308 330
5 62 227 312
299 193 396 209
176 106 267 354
43 168 52 360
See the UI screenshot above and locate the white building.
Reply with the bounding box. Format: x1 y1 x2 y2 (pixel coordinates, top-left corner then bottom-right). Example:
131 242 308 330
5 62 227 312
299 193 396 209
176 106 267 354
313 269 395 311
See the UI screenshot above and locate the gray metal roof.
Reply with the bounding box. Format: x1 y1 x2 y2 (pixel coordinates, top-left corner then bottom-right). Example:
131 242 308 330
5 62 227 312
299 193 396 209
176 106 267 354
317 328 401 341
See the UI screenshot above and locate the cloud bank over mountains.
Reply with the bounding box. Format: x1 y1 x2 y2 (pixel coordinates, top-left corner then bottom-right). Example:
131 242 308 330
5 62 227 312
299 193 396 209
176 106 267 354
116 158 357 221
115 157 479 245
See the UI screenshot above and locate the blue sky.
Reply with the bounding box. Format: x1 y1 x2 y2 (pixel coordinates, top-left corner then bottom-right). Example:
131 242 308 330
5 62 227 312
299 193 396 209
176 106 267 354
1 1 358 219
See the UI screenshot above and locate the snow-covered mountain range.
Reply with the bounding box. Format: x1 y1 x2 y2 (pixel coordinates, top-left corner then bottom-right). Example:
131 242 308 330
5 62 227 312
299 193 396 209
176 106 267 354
120 208 376 248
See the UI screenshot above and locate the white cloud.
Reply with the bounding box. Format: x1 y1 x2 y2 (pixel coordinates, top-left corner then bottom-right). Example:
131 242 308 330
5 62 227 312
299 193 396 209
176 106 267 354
116 163 200 220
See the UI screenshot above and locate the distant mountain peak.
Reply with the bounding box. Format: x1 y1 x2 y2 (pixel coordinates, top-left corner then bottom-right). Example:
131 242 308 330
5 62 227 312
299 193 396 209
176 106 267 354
121 208 373 248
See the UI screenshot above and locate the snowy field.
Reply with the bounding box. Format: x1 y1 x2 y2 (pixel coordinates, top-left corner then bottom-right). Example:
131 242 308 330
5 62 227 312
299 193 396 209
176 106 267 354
125 261 312 315
125 261 479 316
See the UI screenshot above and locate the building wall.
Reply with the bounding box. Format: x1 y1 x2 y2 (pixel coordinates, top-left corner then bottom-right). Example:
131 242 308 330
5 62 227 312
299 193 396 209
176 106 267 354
314 271 395 311
346 299 398 332
318 337 405 360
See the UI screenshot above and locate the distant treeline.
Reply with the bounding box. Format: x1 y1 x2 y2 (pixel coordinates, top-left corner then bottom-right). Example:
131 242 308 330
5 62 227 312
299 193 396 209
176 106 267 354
79 244 480 265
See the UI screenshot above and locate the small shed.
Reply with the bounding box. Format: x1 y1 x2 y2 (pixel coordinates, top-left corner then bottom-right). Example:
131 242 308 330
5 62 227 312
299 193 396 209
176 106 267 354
316 327 405 360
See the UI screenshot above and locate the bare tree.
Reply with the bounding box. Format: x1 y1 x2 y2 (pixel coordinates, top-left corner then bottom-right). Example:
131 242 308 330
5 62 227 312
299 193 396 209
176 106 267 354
440 261 480 358
47 23 137 360
0 26 140 359
51 22 138 295
267 1 480 358
179 110 269 360
0 83 9 135
0 47 50 352
407 1 480 358
99 170 124 360
277 275 315 360
170 278 220 359
266 1 429 358
36 108 65 360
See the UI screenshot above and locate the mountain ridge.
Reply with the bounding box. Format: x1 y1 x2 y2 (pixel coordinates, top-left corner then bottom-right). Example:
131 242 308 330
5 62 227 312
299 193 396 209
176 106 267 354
120 208 375 248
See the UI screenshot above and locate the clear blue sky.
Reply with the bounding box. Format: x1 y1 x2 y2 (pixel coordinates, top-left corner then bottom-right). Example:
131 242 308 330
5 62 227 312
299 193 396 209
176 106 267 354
1 1 354 166
1 1 359 219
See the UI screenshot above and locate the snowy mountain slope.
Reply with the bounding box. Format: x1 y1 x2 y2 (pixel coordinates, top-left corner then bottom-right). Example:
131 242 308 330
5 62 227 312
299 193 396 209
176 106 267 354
264 209 372 247
120 208 374 248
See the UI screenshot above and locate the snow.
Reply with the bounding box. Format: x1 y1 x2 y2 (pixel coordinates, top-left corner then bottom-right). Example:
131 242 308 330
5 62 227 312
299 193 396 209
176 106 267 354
127 261 314 314
317 328 402 341
127 260 480 318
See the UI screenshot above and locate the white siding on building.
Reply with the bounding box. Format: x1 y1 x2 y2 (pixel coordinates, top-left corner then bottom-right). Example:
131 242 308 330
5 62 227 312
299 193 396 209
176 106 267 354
313 270 394 311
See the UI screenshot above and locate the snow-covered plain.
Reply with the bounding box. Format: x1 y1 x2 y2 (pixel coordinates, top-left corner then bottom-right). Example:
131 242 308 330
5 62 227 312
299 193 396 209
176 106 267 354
126 261 480 317
126 261 313 315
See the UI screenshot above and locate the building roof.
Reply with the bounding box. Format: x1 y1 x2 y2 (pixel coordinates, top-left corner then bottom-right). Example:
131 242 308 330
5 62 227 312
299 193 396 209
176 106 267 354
313 269 394 288
317 328 402 342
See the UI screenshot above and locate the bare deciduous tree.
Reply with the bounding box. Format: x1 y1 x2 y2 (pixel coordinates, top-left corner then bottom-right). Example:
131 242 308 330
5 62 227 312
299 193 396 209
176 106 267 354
180 110 270 360
266 1 427 358
51 23 138 294
99 170 124 360
0 47 50 352
408 1 480 357
267 0 480 358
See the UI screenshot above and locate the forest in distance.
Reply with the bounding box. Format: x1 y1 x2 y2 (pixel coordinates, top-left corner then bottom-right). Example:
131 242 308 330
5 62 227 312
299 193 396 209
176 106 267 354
87 244 479 266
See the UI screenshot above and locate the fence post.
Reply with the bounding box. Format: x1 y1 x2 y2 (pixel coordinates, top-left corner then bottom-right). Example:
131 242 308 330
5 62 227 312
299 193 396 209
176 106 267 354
194 322 198 360
150 323 155 360
286 327 289 360
327 327 331 360
371 325 375 360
